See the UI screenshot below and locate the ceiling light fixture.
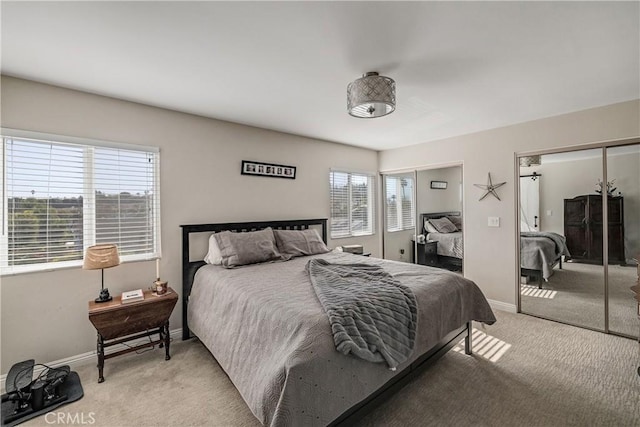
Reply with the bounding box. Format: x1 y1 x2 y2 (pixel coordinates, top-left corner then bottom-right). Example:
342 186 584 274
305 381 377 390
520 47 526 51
519 155 541 167
347 72 396 118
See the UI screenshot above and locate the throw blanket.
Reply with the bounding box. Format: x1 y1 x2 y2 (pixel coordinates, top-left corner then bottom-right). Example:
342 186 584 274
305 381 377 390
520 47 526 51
306 259 417 370
521 231 571 257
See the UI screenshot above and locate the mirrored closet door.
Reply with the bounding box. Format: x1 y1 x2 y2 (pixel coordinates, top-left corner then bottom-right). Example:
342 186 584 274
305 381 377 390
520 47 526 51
382 171 416 263
519 148 606 331
519 142 639 339
382 166 464 272
415 166 463 272
606 143 640 338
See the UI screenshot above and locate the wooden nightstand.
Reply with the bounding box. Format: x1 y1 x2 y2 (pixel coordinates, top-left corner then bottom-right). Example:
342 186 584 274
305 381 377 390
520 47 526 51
88 287 178 383
424 241 438 266
415 241 438 266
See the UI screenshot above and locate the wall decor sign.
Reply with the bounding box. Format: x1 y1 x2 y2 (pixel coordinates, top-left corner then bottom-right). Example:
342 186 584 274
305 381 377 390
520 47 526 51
241 160 296 179
430 181 448 190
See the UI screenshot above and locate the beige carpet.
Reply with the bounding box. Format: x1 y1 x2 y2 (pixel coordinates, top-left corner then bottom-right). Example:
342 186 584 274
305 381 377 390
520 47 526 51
23 311 640 427
521 262 638 337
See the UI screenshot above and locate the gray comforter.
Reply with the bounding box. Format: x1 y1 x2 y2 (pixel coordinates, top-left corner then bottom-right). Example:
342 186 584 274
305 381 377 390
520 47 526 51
520 232 570 279
426 231 463 258
188 252 496 426
307 259 417 370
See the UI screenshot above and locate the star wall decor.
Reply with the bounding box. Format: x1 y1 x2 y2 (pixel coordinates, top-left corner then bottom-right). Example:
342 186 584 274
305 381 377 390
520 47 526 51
474 173 506 201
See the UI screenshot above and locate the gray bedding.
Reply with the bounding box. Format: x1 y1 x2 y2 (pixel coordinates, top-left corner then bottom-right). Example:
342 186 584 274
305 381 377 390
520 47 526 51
307 259 417 370
426 231 463 258
188 251 496 426
520 232 570 280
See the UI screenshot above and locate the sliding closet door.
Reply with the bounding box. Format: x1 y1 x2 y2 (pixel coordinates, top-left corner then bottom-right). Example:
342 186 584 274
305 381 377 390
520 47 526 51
382 172 416 263
519 149 605 331
606 144 639 338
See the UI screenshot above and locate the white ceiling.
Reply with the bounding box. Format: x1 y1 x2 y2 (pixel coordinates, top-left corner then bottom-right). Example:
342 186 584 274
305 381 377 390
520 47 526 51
2 2 638 151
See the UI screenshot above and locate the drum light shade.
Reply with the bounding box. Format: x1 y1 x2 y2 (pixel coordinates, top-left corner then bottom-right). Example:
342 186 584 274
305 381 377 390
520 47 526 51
519 155 542 167
347 72 396 118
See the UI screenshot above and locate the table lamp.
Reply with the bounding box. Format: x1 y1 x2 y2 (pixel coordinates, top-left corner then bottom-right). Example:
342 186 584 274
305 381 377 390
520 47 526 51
84 244 120 303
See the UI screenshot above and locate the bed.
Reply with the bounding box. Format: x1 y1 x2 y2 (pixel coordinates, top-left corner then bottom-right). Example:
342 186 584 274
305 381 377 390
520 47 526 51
181 218 496 426
420 212 463 271
520 231 570 288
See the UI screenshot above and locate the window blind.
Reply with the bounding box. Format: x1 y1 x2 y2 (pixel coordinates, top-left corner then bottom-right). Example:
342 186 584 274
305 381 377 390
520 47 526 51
1 135 160 275
329 170 375 238
385 175 415 232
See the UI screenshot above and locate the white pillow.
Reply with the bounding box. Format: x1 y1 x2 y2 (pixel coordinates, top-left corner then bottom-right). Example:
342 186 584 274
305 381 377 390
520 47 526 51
424 219 438 233
204 234 223 265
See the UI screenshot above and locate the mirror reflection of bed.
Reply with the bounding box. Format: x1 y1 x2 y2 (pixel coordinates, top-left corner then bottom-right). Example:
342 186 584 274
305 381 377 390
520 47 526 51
418 212 463 272
414 166 463 272
382 165 464 274
518 145 640 339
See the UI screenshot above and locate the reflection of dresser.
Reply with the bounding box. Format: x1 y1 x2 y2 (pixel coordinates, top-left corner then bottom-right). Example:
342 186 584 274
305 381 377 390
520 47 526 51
564 195 625 264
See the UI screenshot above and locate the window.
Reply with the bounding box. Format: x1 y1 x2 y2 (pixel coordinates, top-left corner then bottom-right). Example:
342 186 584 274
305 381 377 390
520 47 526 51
329 170 375 238
385 175 415 232
1 130 160 275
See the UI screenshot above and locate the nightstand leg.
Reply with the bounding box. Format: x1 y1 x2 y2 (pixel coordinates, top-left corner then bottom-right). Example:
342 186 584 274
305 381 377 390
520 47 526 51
159 326 164 348
164 321 171 360
97 333 105 383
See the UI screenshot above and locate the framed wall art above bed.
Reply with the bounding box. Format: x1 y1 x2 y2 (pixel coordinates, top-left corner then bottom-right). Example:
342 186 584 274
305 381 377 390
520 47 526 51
430 180 447 189
241 160 296 179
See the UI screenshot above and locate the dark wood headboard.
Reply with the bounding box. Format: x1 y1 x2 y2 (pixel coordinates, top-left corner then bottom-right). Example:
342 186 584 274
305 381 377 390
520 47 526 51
179 218 327 340
419 211 461 234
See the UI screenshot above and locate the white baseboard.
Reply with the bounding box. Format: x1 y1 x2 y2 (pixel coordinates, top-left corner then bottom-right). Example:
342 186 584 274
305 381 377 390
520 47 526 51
1 328 182 393
487 299 517 313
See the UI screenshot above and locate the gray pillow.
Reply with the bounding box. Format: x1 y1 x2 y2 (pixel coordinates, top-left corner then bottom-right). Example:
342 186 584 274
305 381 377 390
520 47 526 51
424 219 438 233
214 227 289 267
273 229 330 257
446 215 462 231
428 217 458 233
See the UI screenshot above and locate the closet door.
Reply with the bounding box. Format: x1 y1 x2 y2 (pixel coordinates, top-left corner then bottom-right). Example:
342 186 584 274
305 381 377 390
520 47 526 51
519 148 605 331
382 172 416 263
606 144 639 338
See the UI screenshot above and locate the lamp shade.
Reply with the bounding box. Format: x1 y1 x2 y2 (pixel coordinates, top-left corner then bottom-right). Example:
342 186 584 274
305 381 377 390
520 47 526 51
83 244 120 270
347 72 396 118
519 155 541 167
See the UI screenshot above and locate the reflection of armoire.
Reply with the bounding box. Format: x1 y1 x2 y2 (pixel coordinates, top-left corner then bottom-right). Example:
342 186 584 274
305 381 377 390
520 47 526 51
564 195 625 264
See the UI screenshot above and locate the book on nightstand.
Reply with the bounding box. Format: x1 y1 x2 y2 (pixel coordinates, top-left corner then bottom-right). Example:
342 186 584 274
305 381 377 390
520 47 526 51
121 289 144 304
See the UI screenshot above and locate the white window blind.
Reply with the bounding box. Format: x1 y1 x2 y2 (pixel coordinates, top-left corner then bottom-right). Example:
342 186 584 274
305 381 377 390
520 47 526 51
385 175 415 232
329 170 375 238
1 134 160 275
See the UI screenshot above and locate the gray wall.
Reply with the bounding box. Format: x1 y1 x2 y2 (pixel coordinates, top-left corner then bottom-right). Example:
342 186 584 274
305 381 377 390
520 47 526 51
416 167 463 223
0 76 379 372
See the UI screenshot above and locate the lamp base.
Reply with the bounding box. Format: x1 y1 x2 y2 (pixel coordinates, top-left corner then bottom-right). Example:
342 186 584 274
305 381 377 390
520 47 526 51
95 288 113 303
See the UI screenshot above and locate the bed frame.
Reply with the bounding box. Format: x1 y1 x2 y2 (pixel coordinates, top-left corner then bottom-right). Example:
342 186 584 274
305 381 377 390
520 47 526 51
520 251 563 289
420 211 463 271
180 218 472 426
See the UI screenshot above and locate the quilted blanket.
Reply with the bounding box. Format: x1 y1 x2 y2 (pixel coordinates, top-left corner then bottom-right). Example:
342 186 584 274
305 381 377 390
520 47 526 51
306 259 417 370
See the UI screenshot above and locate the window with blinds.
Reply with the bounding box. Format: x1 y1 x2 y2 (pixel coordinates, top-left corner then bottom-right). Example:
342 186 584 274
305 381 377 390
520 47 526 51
385 175 415 232
329 170 375 238
1 133 160 275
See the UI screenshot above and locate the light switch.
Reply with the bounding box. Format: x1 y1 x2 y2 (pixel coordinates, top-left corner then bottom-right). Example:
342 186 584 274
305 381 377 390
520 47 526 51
488 217 500 227
546 210 553 216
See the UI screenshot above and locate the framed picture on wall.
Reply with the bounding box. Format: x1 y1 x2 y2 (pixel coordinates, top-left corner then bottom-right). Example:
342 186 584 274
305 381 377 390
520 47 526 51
430 180 448 189
241 160 296 179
